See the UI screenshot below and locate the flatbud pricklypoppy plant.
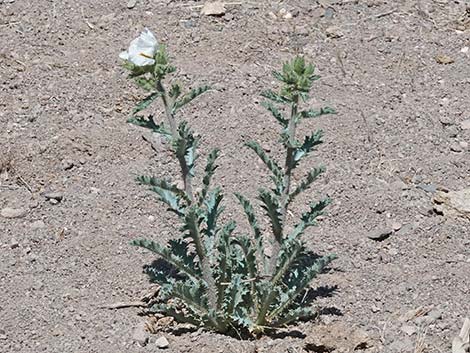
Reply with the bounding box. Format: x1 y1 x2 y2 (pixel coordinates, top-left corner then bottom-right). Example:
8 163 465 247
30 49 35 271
120 29 337 337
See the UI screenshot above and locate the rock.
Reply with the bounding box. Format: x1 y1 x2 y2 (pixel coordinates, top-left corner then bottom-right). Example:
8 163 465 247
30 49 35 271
400 324 416 336
43 192 63 202
127 0 137 8
10 239 19 249
371 305 381 313
132 323 149 347
460 141 469 151
450 142 463 152
433 188 470 219
367 228 393 241
435 54 454 64
325 26 344 38
201 1 225 16
61 159 74 170
417 183 437 194
278 8 292 20
461 119 470 130
155 336 169 349
395 222 417 236
1 207 27 219
31 220 46 229
391 222 402 231
439 115 452 125
461 46 469 54
305 322 373 352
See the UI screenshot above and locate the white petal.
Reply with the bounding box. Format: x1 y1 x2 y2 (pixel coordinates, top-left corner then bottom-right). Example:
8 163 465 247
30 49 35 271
140 28 158 47
119 51 129 60
129 53 155 66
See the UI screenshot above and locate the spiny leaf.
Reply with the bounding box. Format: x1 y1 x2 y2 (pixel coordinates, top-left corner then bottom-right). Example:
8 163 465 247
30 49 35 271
290 198 331 240
293 130 324 166
137 175 189 202
257 189 283 243
169 82 182 99
127 115 172 137
131 239 201 281
288 167 325 204
261 89 291 104
134 77 156 91
204 187 224 239
268 254 335 322
271 307 316 327
132 91 161 116
199 149 220 205
300 107 336 119
173 122 198 177
173 85 211 112
148 185 186 216
260 101 288 127
246 141 283 193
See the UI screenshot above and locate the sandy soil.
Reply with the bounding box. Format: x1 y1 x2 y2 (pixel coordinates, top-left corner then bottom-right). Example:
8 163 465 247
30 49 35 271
1 0 469 352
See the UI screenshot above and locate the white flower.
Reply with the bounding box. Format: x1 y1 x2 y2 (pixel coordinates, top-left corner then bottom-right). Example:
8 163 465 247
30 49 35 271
119 28 158 67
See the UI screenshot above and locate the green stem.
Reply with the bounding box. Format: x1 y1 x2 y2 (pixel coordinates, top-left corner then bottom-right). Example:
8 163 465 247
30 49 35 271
267 94 299 276
156 79 194 203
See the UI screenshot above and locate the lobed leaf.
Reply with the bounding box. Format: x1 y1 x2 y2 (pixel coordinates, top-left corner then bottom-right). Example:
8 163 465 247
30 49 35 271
288 166 325 204
173 85 211 112
257 189 283 243
299 107 336 119
260 100 288 127
293 130 324 166
127 115 172 137
199 149 220 205
246 141 284 194
131 239 201 282
132 92 162 116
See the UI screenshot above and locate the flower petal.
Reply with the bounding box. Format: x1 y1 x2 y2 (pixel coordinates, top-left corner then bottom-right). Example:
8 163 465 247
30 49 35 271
128 53 155 66
119 51 129 60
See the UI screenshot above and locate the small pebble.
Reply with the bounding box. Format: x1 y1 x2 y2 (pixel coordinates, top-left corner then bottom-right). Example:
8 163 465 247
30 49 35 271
127 0 137 8
155 336 169 349
61 159 74 171
450 142 463 152
400 324 417 336
460 119 470 130
367 228 393 241
1 207 27 219
10 239 19 249
43 192 63 202
31 220 46 229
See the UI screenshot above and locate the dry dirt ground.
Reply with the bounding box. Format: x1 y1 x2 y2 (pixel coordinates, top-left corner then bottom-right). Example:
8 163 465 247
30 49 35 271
1 0 470 352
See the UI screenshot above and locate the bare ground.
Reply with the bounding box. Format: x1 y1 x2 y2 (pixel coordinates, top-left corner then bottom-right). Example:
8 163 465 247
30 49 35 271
1 0 469 352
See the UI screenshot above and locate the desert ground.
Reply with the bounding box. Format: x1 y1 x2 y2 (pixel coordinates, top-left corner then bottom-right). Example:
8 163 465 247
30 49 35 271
1 0 469 352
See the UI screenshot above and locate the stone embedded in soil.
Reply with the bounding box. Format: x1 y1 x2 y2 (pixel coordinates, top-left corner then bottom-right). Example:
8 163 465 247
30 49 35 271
61 159 74 170
43 192 64 202
155 336 169 349
1 207 27 219
132 324 149 347
30 220 46 229
200 1 225 16
127 0 137 8
450 142 463 152
325 26 344 38
400 324 416 336
367 228 393 241
461 119 470 130
10 239 19 249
